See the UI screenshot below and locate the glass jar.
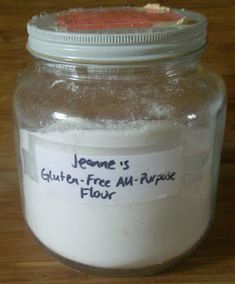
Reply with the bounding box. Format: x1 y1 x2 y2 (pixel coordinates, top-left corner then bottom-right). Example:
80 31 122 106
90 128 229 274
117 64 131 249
13 5 226 276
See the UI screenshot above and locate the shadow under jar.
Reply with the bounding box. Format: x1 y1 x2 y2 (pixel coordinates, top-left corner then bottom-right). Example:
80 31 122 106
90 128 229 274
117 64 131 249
13 5 226 276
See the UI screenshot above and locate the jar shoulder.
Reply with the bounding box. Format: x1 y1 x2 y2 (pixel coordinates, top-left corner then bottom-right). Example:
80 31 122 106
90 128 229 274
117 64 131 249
14 61 226 129
196 63 226 102
15 61 226 104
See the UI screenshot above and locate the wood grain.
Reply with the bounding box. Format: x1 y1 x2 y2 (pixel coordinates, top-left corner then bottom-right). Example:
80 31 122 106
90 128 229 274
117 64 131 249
0 0 235 283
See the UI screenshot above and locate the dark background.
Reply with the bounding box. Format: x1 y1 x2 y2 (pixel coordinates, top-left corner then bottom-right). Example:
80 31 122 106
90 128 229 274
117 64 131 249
0 1 234 283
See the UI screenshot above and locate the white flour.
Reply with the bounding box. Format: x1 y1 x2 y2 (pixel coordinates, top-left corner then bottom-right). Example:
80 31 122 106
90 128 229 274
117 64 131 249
20 118 212 269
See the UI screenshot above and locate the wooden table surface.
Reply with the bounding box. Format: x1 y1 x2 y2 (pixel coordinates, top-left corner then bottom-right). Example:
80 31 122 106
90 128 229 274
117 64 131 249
0 0 235 283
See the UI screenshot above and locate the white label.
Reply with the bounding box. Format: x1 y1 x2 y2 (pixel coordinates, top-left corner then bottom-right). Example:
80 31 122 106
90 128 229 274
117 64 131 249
22 144 182 205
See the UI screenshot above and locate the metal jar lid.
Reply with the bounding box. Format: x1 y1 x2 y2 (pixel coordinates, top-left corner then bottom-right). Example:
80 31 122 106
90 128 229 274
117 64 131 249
27 4 207 63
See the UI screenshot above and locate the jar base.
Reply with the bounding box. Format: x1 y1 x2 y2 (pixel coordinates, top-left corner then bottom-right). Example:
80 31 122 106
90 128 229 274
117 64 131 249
26 222 211 277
